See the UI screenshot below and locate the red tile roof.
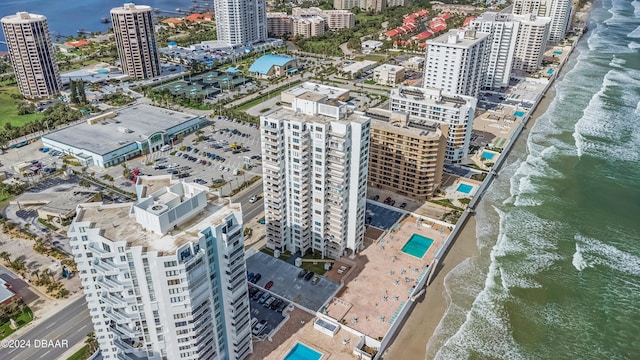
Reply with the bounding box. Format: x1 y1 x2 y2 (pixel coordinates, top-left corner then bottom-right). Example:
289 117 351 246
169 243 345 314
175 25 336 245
65 39 91 47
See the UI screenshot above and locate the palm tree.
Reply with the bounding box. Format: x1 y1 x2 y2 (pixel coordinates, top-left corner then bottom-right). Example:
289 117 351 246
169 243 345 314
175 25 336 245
85 332 99 353
31 269 40 280
0 251 10 263
121 163 131 179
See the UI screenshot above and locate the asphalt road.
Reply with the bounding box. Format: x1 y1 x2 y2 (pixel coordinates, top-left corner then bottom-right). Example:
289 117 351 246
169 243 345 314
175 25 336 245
0 297 92 360
233 181 264 224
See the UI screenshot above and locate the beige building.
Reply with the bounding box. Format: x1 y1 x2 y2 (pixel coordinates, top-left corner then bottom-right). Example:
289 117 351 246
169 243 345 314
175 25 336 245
292 16 326 38
387 0 406 7
334 0 386 12
267 12 293 37
111 3 161 79
1 12 61 99
322 10 355 30
512 14 551 72
373 64 405 86
367 108 447 200
280 81 350 104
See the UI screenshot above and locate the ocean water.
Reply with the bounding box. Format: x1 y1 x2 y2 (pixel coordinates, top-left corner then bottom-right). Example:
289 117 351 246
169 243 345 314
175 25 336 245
427 0 640 359
0 0 201 47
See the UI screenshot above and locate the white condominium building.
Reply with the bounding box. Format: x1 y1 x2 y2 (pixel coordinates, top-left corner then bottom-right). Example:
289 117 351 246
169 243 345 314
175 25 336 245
334 0 386 12
423 29 490 97
110 3 161 79
70 176 252 360
261 86 370 259
389 86 477 164
215 0 267 45
469 12 519 90
512 0 573 42
512 14 551 72
321 10 355 30
1 12 61 99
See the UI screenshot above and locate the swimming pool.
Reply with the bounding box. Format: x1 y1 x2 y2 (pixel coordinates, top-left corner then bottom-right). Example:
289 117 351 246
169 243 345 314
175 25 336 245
547 69 555 75
96 69 108 74
481 151 495 160
401 234 434 258
553 50 563 55
457 183 473 194
514 111 525 117
284 343 323 360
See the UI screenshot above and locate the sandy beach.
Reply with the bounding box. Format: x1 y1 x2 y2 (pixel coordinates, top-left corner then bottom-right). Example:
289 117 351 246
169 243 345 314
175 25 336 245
381 86 558 360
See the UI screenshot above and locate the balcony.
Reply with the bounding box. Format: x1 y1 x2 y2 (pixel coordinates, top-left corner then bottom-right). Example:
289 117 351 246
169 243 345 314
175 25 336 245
98 276 125 292
93 260 120 276
101 293 126 308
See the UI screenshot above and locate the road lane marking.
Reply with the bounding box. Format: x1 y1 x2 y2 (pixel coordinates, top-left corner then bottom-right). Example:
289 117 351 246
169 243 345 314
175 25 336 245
40 350 51 359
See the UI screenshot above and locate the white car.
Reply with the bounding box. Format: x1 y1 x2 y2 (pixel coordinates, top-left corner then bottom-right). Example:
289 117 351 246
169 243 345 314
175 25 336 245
218 165 224 171
249 196 257 203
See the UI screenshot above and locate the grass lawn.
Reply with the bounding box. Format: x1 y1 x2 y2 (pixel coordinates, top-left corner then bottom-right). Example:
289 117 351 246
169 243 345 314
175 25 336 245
236 80 303 111
0 86 43 127
0 307 33 340
67 345 89 360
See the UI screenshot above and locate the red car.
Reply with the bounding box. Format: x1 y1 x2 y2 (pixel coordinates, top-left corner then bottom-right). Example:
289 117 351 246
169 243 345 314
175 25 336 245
265 280 274 290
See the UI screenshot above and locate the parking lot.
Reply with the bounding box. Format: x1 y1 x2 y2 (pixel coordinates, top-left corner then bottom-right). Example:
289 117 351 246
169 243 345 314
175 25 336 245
102 116 263 195
246 252 341 312
365 201 405 230
248 284 290 339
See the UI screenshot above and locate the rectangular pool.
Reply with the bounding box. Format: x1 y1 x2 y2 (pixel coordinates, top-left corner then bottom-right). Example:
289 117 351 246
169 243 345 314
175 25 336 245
553 50 563 55
285 343 323 360
514 111 525 117
481 151 495 160
401 234 434 259
546 69 555 75
457 183 473 194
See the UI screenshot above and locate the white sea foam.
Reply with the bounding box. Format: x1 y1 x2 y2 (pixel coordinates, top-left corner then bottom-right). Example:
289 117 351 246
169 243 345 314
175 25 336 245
574 234 640 276
572 243 590 271
628 25 640 38
629 41 640 49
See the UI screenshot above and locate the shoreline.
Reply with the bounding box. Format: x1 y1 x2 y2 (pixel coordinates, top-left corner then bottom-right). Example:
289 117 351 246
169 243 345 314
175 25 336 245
381 84 558 360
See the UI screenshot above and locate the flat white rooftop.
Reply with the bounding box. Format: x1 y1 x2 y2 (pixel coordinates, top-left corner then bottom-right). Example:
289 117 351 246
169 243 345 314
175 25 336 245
43 104 199 155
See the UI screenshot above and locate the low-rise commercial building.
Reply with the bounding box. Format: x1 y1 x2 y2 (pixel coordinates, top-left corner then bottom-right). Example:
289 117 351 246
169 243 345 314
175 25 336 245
248 54 298 78
42 104 206 168
373 64 405 86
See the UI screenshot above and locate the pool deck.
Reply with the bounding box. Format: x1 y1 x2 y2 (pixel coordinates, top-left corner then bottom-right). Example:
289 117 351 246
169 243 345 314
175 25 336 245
324 215 450 339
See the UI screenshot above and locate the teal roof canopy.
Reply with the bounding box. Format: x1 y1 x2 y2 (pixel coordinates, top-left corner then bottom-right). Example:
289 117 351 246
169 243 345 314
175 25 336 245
248 54 296 75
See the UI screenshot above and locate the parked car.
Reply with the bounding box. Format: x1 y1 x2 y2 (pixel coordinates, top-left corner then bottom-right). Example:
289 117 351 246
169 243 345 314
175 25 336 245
311 276 320 285
258 292 270 304
249 196 258 203
297 269 307 278
252 320 267 335
252 273 262 284
265 280 274 290
251 290 263 301
400 202 407 209
304 272 315 281
264 296 276 308
270 299 282 310
373 195 380 201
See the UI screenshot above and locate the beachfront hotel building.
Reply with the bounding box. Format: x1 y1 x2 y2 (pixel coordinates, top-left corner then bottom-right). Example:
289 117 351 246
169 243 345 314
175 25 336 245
110 3 161 79
1 12 61 99
260 86 370 259
389 86 477 164
423 29 490 97
69 177 252 360
215 0 267 46
469 12 520 90
366 108 447 200
512 0 573 42
512 14 551 72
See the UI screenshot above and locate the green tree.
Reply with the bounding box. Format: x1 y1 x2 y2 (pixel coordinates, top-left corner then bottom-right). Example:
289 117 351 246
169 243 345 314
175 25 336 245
78 81 87 104
70 81 79 104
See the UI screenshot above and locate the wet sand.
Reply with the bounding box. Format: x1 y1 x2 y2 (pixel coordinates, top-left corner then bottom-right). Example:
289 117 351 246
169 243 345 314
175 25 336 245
381 87 557 360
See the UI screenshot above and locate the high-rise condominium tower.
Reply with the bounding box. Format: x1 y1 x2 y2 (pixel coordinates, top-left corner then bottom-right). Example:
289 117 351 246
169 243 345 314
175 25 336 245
389 86 477 164
111 3 161 79
423 29 490 97
214 0 267 46
1 12 61 99
512 0 573 43
261 85 370 259
469 12 520 90
70 177 252 360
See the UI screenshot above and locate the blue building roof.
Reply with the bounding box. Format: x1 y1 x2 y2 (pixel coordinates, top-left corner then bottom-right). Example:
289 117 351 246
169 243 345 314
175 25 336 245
248 54 296 75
